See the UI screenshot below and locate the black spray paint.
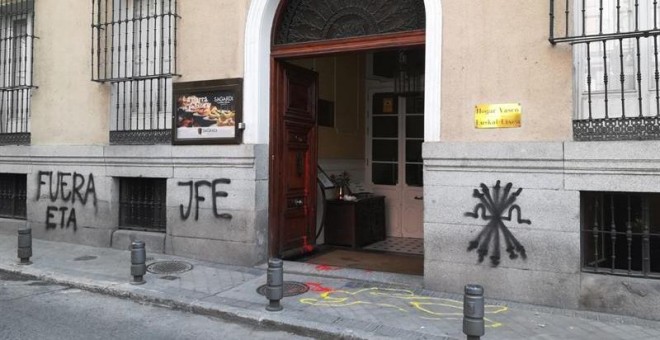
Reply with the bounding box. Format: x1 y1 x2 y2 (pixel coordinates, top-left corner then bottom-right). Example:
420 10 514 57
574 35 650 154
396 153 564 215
37 171 97 232
37 171 97 206
464 181 530 267
46 206 78 231
179 179 232 221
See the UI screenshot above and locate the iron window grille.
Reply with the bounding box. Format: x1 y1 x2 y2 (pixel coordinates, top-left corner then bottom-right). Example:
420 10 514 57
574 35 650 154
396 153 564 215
91 0 179 144
581 192 660 279
0 0 35 146
119 177 166 232
550 0 660 141
0 173 26 219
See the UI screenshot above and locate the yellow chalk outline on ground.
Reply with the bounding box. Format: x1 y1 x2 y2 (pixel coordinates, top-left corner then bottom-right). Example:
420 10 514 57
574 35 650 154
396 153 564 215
299 287 508 328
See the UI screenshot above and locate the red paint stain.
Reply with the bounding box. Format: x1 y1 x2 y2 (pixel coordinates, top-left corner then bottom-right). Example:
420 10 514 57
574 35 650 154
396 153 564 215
306 282 334 292
302 236 314 253
315 264 340 271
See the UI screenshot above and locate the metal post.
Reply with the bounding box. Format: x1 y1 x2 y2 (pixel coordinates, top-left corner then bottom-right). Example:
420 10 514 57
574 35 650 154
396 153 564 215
130 240 146 285
17 228 32 265
265 258 283 311
463 284 485 340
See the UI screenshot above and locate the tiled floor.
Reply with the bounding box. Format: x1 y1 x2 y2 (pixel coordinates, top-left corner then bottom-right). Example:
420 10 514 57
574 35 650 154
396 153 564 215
363 237 424 255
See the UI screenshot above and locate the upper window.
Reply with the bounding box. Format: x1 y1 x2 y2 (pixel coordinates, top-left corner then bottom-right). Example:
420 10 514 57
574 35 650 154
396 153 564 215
0 0 34 145
550 0 660 141
91 0 179 144
370 92 424 187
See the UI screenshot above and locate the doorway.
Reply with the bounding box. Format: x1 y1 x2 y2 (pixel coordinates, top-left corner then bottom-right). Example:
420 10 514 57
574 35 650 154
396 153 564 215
270 48 425 275
266 0 428 275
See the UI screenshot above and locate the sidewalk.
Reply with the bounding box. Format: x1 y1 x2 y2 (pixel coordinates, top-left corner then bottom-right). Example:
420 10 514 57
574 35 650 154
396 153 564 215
1 233 660 340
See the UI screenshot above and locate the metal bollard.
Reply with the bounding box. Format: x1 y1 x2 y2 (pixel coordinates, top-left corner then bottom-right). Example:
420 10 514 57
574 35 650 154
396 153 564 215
265 258 283 311
463 284 485 340
130 241 146 285
17 228 32 265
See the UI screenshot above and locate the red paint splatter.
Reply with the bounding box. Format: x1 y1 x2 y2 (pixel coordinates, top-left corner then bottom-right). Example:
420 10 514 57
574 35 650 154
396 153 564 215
306 282 334 292
302 236 314 253
314 264 340 271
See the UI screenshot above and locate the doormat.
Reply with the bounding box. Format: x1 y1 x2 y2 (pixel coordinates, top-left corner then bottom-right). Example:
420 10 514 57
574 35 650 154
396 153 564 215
362 237 424 255
304 249 423 276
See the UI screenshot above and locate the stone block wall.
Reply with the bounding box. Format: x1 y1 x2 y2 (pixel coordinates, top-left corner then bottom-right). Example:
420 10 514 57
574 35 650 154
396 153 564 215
0 144 269 267
423 141 660 320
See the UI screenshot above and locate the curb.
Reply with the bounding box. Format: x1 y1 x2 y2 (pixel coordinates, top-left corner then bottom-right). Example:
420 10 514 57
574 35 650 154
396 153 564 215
0 265 385 340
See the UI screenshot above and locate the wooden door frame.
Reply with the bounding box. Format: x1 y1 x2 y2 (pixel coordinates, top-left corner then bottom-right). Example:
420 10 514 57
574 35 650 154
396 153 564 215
268 31 425 258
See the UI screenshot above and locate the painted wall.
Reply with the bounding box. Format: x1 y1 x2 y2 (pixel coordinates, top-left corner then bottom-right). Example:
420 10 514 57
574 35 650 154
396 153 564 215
177 0 249 82
30 0 251 145
31 0 110 145
440 0 573 142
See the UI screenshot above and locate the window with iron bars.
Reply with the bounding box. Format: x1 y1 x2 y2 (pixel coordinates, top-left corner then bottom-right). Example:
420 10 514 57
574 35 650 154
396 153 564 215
550 0 660 141
118 177 166 232
0 173 26 220
581 192 660 278
92 0 179 144
0 0 34 146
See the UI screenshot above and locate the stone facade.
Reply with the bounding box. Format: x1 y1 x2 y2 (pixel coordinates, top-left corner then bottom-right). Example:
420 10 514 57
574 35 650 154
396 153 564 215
0 0 657 323
0 144 269 266
423 141 660 320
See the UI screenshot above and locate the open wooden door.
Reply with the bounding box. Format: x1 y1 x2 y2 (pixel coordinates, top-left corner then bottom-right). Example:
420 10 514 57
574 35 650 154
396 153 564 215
269 61 318 258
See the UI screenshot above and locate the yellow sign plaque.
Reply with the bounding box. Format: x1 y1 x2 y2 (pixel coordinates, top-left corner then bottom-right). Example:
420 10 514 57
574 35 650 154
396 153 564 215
474 103 522 129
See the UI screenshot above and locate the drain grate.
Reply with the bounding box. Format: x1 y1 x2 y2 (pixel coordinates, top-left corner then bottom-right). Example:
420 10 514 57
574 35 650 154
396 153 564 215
73 256 98 261
256 281 309 297
146 261 193 274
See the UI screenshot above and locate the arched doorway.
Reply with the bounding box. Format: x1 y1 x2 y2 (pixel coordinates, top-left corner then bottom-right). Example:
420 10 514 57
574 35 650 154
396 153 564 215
244 0 443 267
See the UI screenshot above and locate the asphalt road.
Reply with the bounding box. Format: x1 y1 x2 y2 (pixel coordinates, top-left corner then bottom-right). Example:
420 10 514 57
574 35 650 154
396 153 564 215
0 270 312 340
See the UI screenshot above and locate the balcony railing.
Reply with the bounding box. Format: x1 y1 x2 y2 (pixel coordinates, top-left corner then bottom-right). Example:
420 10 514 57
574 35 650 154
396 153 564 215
550 0 660 141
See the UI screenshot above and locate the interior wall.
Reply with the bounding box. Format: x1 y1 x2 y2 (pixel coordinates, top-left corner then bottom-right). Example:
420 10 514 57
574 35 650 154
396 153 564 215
289 54 366 160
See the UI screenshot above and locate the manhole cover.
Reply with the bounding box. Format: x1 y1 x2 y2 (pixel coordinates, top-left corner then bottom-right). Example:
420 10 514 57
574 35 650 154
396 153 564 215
256 281 309 297
73 256 98 261
146 261 193 274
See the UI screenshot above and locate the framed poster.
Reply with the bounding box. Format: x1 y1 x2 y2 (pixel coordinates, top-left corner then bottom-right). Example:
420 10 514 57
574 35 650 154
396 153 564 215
173 79 243 145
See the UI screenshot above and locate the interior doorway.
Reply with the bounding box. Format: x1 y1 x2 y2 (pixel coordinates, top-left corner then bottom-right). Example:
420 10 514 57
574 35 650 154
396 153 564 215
271 48 425 275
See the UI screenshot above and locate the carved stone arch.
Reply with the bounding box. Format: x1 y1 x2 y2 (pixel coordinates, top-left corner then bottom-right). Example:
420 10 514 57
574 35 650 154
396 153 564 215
274 0 426 45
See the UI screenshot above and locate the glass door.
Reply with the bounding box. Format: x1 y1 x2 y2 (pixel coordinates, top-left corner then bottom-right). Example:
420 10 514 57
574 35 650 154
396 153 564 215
369 91 423 238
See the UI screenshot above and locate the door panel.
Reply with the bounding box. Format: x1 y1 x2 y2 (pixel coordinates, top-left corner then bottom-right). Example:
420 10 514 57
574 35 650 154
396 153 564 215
368 91 423 239
402 93 424 238
270 62 318 257
402 187 423 238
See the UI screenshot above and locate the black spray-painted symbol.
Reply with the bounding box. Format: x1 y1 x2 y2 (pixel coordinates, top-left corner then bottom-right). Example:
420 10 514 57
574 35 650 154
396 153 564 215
464 181 531 267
